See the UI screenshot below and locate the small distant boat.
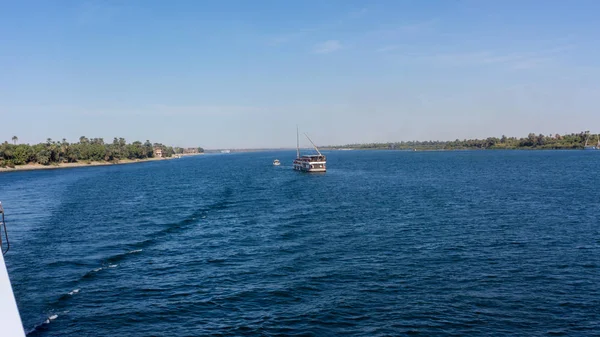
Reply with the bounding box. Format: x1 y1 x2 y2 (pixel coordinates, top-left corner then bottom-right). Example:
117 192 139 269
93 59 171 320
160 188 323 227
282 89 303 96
273 159 281 166
293 126 326 173
221 150 231 154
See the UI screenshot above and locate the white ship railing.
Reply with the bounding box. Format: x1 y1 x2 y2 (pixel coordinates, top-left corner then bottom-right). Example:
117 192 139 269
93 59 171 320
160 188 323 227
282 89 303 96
0 202 26 337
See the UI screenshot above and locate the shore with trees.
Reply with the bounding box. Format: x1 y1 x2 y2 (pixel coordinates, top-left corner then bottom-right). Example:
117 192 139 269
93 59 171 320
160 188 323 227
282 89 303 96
326 131 600 151
0 137 204 172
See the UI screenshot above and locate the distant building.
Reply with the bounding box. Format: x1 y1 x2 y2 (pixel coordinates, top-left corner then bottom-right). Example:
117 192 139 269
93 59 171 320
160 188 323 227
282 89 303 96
154 147 163 158
184 148 198 154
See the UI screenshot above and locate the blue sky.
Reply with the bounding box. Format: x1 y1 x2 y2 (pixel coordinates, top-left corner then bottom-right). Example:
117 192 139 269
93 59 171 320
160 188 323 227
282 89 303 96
1 0 600 148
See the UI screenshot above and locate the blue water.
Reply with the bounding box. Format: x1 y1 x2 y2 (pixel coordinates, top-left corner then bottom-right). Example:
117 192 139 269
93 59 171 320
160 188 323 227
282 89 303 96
1 151 599 336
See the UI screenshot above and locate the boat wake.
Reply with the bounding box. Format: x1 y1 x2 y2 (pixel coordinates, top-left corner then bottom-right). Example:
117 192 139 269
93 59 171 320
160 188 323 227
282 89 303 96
26 313 61 336
27 193 233 336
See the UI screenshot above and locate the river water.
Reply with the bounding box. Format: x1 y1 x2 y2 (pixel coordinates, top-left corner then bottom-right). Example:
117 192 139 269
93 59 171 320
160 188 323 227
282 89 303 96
1 150 599 336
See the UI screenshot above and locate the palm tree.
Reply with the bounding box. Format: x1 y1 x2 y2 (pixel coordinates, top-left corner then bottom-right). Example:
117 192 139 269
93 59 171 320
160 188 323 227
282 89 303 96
60 140 69 162
11 136 17 145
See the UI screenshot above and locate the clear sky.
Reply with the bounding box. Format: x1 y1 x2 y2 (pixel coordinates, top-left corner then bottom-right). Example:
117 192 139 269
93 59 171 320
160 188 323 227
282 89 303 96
1 0 599 149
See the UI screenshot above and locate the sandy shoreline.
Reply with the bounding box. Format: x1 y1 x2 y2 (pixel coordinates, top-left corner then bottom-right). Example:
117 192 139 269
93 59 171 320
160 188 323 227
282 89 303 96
0 154 202 173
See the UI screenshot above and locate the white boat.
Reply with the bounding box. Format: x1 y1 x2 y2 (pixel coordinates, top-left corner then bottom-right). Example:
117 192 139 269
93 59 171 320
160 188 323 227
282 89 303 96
273 159 280 166
0 202 26 337
221 150 231 154
293 127 326 173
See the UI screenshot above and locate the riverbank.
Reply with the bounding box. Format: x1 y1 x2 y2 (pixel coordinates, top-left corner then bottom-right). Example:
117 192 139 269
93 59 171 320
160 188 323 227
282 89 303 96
323 147 587 151
0 155 193 173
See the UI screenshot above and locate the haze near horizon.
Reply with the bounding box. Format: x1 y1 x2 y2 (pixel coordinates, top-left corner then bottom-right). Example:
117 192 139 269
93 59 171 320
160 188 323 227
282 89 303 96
1 0 599 149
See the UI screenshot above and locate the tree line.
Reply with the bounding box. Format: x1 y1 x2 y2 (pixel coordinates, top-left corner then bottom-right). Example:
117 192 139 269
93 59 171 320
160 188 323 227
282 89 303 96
0 136 204 168
329 131 600 150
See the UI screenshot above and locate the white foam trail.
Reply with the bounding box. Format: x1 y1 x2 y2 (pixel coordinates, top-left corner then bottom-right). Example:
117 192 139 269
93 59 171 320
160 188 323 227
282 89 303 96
93 267 103 272
129 249 143 253
44 314 59 324
28 313 62 334
108 264 118 268
68 289 80 296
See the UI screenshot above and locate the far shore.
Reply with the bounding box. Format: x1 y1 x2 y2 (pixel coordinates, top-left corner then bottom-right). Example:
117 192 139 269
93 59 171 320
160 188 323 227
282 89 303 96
0 153 203 173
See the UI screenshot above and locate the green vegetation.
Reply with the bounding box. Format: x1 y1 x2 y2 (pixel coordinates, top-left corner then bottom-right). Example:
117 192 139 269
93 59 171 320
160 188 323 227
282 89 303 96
172 147 204 154
0 137 202 168
329 131 600 151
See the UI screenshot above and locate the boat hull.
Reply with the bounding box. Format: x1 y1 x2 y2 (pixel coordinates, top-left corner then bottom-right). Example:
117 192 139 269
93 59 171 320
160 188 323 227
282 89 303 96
293 160 326 172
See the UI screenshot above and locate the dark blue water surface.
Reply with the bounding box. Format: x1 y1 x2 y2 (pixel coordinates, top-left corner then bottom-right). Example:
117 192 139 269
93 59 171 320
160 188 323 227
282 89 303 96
1 150 599 336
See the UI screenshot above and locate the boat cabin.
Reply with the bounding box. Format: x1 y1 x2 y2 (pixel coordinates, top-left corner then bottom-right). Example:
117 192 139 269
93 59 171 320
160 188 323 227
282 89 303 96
293 154 326 172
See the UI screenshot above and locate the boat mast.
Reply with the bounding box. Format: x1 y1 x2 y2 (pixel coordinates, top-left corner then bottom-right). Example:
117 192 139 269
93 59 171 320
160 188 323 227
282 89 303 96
585 131 591 147
296 125 300 158
304 133 322 156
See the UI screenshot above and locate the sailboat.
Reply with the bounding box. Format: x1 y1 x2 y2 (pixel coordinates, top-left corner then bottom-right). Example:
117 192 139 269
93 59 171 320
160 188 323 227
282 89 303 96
584 132 599 150
293 126 327 172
